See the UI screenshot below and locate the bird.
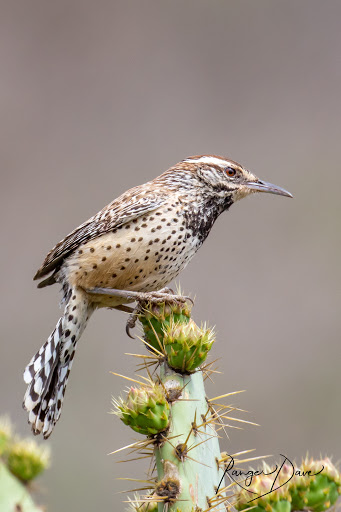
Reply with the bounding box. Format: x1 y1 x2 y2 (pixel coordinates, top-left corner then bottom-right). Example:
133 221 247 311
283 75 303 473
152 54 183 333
23 154 292 438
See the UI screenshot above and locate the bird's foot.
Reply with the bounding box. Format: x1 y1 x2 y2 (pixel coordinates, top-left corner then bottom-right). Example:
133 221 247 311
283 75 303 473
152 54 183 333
125 289 192 339
86 286 192 338
88 286 188 303
133 289 190 304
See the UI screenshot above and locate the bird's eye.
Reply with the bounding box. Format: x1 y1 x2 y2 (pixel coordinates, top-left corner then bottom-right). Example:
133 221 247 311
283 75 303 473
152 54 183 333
226 167 236 177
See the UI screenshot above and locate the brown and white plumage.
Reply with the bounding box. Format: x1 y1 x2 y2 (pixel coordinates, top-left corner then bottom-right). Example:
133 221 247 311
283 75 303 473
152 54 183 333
23 155 292 438
34 188 167 284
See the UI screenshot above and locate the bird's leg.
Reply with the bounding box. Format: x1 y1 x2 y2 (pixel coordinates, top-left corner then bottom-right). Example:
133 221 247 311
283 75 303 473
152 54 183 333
86 287 192 338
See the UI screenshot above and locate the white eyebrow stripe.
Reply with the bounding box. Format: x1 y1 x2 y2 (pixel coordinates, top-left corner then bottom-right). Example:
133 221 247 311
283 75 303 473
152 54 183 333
185 156 229 167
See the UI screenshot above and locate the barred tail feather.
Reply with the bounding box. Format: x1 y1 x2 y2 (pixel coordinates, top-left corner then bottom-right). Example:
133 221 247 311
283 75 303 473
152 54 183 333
23 287 93 438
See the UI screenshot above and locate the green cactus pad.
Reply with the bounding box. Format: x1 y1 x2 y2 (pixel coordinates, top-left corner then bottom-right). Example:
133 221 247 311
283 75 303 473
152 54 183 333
115 384 170 436
138 301 192 352
163 319 214 372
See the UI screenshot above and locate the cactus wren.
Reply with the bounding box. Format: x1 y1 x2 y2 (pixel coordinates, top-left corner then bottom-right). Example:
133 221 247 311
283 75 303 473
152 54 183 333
23 155 292 438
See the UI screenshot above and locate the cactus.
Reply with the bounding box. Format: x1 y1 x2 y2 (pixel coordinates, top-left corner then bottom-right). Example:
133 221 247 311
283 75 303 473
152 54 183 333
235 457 341 512
113 300 239 511
0 417 50 512
112 299 341 512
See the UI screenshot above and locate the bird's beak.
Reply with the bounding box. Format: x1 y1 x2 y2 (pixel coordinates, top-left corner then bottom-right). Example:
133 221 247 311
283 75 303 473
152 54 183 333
245 180 293 198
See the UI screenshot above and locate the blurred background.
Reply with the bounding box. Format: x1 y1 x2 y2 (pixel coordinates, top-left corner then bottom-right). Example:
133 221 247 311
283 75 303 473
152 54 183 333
1 0 340 510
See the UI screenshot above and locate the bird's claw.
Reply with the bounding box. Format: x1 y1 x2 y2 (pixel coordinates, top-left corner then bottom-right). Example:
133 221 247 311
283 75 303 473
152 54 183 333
125 302 144 339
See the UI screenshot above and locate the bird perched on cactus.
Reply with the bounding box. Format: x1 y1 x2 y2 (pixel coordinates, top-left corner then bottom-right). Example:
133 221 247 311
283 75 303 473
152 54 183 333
23 154 292 438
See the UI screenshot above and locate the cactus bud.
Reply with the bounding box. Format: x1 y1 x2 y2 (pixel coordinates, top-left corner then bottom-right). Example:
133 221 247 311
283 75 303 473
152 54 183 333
163 319 214 372
7 439 50 482
290 458 340 512
235 472 290 512
138 301 192 352
115 383 170 436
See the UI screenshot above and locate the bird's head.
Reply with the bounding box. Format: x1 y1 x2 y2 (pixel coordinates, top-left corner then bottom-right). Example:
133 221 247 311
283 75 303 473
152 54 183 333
179 155 292 202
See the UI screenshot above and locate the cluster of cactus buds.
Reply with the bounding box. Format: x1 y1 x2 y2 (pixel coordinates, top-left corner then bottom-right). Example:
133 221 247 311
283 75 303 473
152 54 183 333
138 300 214 373
114 382 170 436
235 457 341 512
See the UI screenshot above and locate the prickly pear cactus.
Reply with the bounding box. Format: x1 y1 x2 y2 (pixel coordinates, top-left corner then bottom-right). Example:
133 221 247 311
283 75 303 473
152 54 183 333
113 300 231 511
0 417 50 512
112 299 341 512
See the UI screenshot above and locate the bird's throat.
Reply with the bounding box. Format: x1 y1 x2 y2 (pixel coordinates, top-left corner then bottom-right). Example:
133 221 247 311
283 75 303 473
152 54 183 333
183 193 233 244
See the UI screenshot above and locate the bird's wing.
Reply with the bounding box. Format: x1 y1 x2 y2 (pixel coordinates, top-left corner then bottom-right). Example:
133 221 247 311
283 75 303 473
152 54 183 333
34 185 167 280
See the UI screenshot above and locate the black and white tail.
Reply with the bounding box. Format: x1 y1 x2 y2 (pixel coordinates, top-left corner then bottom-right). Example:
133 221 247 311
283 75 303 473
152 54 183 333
23 287 94 439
